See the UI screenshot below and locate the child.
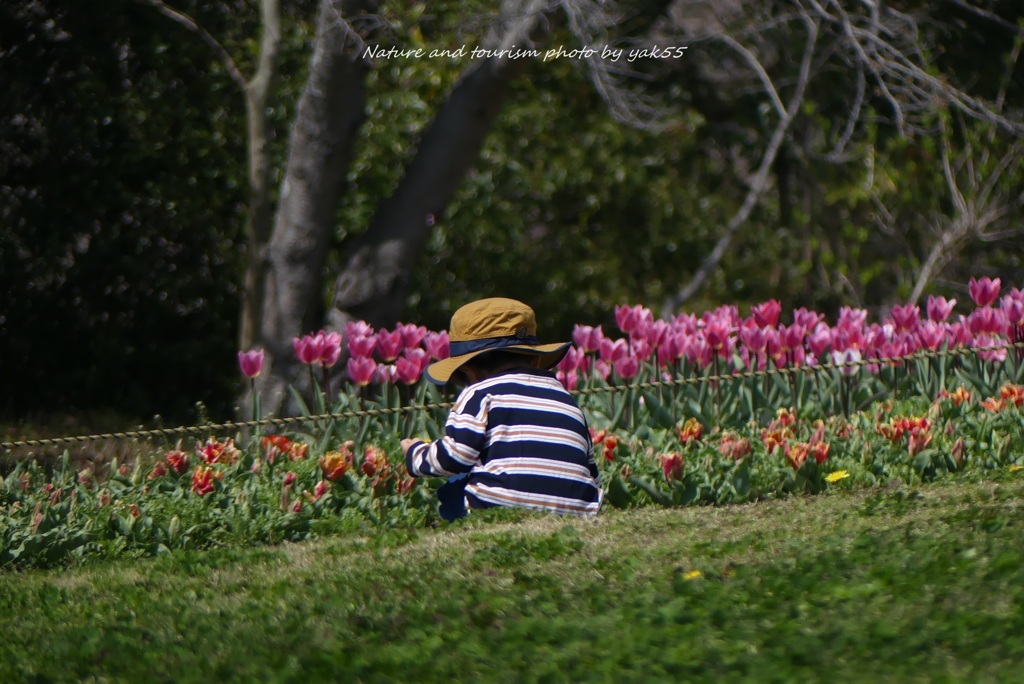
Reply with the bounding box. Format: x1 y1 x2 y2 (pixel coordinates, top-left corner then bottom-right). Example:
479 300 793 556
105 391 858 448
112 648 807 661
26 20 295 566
401 298 603 521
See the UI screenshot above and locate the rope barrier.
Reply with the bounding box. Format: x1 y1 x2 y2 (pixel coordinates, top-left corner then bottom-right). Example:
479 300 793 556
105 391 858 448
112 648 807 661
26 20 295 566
2 340 1021 453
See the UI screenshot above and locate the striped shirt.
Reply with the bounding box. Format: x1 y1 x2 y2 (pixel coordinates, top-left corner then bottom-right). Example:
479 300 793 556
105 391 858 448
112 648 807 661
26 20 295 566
406 368 603 517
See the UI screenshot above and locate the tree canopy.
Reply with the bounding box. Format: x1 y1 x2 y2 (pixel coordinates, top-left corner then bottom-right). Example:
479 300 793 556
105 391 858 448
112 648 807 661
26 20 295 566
2 0 1022 422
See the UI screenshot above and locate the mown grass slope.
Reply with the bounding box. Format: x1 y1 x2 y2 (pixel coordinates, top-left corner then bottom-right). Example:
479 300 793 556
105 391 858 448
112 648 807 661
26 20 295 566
3 472 1023 683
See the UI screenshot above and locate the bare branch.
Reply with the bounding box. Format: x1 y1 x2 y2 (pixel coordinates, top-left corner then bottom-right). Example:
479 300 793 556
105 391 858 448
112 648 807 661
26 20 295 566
135 0 248 92
664 12 820 313
559 0 675 129
716 33 786 118
946 0 1024 35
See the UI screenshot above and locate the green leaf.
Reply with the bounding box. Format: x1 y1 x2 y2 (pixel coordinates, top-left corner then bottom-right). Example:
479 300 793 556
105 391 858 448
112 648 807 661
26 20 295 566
605 473 635 509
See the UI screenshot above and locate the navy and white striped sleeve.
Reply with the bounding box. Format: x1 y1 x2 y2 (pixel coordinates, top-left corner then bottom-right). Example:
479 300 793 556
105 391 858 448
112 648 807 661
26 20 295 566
406 386 490 477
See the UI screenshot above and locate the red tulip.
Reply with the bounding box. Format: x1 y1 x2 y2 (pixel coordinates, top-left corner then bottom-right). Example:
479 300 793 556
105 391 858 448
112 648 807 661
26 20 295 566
165 449 190 475
237 348 264 378
191 467 216 497
677 417 704 446
319 444 354 481
659 452 685 482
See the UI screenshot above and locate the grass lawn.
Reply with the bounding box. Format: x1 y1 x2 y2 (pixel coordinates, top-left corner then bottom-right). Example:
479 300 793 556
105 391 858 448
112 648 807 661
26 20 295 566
3 472 1023 683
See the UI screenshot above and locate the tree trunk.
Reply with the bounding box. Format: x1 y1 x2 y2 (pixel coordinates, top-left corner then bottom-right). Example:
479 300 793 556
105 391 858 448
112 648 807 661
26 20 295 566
239 0 281 351
329 0 556 327
259 0 378 412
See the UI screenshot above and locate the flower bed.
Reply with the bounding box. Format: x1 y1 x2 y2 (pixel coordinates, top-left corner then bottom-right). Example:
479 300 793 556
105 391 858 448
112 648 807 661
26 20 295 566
4 278 1024 568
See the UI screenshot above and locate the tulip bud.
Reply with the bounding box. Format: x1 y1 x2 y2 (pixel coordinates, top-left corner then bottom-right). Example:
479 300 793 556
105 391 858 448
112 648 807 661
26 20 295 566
951 438 966 467
168 515 181 541
131 462 144 486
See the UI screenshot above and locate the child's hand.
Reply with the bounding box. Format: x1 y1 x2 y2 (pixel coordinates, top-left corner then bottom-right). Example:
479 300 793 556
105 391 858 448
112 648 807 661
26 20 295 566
400 438 421 456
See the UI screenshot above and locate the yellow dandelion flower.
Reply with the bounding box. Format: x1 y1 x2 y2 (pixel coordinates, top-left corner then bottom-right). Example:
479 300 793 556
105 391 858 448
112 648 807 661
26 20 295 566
1010 465 1024 473
825 470 851 483
683 570 703 580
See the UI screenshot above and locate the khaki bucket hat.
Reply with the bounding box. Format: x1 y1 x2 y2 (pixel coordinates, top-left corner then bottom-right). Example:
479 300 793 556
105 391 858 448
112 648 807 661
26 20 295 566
425 298 571 385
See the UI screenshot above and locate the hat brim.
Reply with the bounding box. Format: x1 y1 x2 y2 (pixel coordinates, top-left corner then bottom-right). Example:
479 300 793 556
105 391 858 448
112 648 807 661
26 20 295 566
425 342 571 385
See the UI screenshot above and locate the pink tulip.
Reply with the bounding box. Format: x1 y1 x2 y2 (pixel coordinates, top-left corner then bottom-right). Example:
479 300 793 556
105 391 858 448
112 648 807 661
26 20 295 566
916 321 945 351
781 323 806 352
347 355 377 386
926 295 956 322
703 319 732 353
237 349 264 378
394 355 421 385
319 331 343 367
293 334 324 365
832 325 866 352
404 347 431 374
599 337 628 363
376 329 404 362
572 325 604 353
969 276 1001 308
642 319 670 348
673 313 699 334
614 305 641 335
836 306 868 331
349 334 377 358
399 323 428 349
683 334 713 368
948 319 972 348
423 331 449 360
344 320 374 339
557 346 585 373
739 322 767 354
375 363 397 384
750 299 781 328
974 333 1008 362
657 334 684 367
614 355 639 380
557 369 579 391
889 304 920 333
1000 296 1024 329
966 307 1005 336
792 307 823 330
631 338 654 362
764 329 783 364
807 324 833 359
